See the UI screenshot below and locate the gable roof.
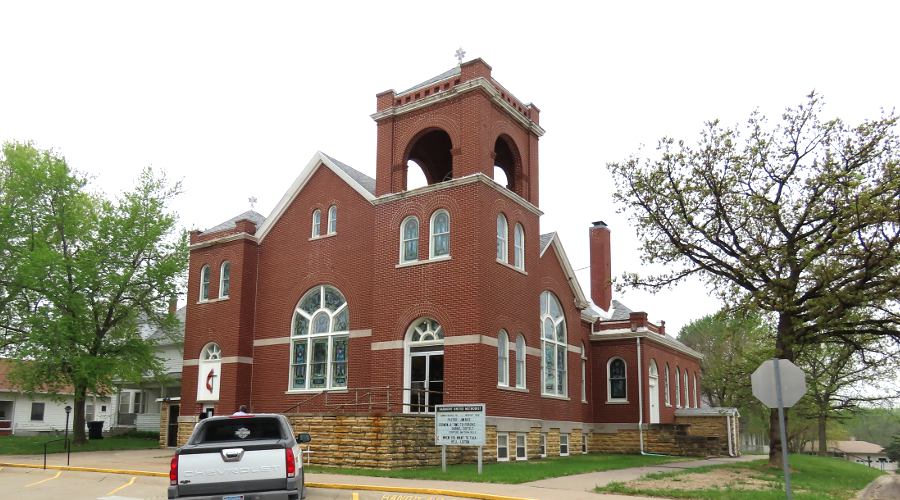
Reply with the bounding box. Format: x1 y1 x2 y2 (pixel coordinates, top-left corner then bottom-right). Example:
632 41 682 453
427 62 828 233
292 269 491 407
398 66 461 96
255 151 377 242
202 210 266 235
609 300 633 321
538 232 590 309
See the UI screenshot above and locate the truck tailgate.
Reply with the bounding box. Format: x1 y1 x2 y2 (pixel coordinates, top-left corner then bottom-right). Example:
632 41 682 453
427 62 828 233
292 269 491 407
177 445 287 496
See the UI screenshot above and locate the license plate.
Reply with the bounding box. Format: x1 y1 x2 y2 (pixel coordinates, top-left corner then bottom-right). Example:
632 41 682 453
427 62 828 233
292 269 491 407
223 496 244 500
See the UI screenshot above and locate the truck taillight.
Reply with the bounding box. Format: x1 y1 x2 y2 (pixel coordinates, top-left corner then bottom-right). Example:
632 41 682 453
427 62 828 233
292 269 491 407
170 455 178 485
285 449 296 478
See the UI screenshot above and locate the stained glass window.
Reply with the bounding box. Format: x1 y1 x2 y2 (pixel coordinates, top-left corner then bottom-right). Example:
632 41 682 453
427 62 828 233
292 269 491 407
608 358 626 400
540 291 567 397
401 217 419 263
290 285 349 390
430 210 450 258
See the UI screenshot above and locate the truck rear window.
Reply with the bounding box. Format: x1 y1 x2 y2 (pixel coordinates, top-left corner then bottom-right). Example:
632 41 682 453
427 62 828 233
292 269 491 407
197 418 283 443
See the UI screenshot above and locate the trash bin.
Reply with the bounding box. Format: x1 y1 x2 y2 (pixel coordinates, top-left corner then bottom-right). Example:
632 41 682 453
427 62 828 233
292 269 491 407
87 421 104 440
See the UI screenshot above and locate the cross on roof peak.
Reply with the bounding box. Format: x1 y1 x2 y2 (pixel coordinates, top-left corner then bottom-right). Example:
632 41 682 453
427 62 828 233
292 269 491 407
455 47 466 65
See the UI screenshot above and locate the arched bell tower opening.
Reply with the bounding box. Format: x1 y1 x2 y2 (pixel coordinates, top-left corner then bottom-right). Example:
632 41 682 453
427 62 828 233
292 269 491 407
493 135 522 196
404 129 453 189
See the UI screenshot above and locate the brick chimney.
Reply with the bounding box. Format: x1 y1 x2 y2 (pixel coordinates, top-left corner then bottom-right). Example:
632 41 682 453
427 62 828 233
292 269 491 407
589 221 612 311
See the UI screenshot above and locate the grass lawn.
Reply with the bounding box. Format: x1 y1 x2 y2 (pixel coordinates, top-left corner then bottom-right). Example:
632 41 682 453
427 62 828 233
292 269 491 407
597 454 884 499
0 433 160 455
307 453 681 484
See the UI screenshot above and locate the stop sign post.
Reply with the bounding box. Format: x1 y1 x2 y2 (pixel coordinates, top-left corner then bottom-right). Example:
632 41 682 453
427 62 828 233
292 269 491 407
751 359 807 500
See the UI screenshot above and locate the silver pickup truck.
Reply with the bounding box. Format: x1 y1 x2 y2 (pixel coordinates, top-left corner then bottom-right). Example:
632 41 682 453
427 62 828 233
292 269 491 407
168 414 311 500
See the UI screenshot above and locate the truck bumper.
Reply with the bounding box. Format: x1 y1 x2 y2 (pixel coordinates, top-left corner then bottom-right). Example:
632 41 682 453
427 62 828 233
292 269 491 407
169 475 302 499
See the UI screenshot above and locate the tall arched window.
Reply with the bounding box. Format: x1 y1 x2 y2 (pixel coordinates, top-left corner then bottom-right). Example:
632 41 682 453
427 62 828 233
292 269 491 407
430 210 450 258
219 261 230 299
496 214 508 262
664 363 671 406
311 209 321 237
513 224 524 270
684 370 690 408
198 342 222 402
327 205 337 234
693 374 699 408
199 265 211 301
515 334 526 389
675 366 681 408
607 357 627 401
497 330 509 386
540 291 567 396
400 216 419 263
290 285 349 390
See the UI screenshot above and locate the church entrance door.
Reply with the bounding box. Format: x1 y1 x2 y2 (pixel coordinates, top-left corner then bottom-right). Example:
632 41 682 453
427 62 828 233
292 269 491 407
408 349 443 413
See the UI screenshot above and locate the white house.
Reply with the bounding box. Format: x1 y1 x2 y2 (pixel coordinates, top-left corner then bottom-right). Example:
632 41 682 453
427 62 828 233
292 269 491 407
0 359 113 435
109 306 184 435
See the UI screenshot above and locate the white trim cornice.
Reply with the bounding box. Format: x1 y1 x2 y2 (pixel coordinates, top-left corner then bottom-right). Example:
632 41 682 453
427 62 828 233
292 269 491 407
590 331 703 359
371 77 545 137
190 232 257 250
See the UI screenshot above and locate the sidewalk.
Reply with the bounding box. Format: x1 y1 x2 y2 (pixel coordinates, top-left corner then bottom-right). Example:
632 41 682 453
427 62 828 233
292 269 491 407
0 449 760 500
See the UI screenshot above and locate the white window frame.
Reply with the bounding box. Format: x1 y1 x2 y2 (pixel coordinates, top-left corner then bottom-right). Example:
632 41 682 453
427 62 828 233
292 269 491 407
199 265 210 302
664 363 671 406
540 432 547 457
311 209 321 237
515 433 527 460
429 210 450 259
327 205 337 234
30 402 45 421
497 330 509 387
684 370 690 408
540 291 567 397
559 434 569 456
675 367 681 408
581 343 588 403
513 223 524 270
497 433 509 462
582 432 590 453
219 261 230 299
289 285 350 392
399 216 419 263
201 342 222 361
496 214 508 263
515 334 526 389
693 374 699 408
607 357 627 402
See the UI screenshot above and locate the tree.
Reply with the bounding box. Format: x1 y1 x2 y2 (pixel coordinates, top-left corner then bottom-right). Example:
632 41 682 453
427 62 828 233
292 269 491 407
0 142 187 443
886 434 900 462
608 94 900 466
844 408 900 447
795 338 900 455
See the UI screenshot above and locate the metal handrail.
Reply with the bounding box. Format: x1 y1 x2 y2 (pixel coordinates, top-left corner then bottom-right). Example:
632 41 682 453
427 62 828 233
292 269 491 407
42 438 70 469
281 386 446 414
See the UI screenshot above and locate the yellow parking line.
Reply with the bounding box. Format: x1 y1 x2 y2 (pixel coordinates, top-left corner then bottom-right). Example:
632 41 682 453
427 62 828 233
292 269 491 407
25 470 61 487
352 493 359 500
106 476 137 496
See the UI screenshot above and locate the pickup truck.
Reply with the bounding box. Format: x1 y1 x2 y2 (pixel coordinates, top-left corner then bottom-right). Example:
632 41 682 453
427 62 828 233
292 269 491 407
168 414 311 500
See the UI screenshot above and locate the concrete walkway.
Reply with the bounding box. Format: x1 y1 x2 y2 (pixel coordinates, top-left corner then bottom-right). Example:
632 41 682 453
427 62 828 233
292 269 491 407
0 449 760 500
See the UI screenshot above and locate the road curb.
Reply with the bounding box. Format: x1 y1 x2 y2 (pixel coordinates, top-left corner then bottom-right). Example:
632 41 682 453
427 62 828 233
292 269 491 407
0 462 535 500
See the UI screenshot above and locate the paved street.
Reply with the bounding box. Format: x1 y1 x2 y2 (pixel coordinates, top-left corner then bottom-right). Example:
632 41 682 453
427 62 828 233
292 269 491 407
0 466 473 500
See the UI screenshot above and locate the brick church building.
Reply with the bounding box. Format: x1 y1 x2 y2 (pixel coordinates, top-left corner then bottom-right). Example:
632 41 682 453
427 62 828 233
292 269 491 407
175 59 739 465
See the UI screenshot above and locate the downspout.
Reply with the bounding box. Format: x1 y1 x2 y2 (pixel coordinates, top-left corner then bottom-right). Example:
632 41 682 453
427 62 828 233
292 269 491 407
637 337 644 454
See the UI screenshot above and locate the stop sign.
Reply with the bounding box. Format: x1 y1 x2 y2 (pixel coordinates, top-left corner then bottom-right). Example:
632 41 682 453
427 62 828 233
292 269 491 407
751 359 807 408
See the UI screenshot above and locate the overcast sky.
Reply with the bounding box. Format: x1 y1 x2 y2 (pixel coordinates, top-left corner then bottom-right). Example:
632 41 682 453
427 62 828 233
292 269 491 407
1 1 897 336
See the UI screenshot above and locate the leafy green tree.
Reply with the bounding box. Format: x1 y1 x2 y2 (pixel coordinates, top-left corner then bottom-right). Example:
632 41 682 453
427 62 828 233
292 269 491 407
844 408 900 447
0 142 187 443
796 339 900 455
886 434 900 462
608 94 900 466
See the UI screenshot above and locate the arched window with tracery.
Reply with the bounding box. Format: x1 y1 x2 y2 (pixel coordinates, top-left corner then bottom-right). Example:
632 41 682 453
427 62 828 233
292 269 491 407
290 285 349 390
400 216 419 263
540 291 567 396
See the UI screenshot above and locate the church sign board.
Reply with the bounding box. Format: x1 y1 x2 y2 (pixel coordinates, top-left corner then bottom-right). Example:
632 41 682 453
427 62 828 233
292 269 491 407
435 404 485 446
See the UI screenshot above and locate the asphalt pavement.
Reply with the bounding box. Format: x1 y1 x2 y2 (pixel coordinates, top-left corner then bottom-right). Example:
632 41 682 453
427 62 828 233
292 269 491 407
0 449 762 500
